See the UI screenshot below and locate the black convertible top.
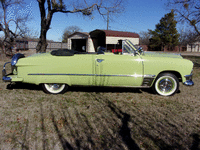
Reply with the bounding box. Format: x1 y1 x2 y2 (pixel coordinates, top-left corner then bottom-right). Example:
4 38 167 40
51 49 97 56
51 49 78 56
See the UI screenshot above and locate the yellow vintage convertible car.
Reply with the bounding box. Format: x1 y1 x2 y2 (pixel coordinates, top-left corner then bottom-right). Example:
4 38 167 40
2 40 194 96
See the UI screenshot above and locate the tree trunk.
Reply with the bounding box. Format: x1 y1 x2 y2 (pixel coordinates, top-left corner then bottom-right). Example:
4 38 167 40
36 15 48 53
36 32 48 53
36 0 52 53
3 26 13 57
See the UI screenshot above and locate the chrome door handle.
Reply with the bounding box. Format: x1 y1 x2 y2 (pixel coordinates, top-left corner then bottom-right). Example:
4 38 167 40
96 59 104 63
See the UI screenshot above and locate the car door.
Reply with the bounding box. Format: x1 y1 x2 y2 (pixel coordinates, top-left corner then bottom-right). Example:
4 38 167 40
95 54 143 87
51 54 96 86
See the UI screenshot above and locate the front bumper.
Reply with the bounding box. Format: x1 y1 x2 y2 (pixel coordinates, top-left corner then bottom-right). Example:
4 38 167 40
183 73 194 86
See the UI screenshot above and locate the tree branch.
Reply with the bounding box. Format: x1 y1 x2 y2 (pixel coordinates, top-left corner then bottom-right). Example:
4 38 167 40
176 9 200 35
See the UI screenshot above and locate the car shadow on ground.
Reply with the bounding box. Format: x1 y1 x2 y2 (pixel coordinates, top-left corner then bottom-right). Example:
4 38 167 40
6 83 143 94
68 86 143 94
6 83 164 95
6 83 42 91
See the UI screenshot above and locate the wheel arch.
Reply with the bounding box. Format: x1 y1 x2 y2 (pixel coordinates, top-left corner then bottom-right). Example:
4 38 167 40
152 71 180 96
156 70 182 82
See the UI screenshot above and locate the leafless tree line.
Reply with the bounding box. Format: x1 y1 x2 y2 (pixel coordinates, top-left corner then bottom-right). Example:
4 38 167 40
1 0 200 55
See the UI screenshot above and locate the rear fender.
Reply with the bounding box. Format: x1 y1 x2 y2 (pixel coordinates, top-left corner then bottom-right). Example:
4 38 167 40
25 75 72 86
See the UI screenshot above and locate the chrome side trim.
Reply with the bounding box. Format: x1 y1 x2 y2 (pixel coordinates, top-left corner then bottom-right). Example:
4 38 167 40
74 85 151 88
144 74 156 78
28 73 156 78
28 73 144 77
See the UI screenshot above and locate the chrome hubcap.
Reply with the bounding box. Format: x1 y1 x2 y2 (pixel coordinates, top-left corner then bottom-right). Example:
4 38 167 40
158 78 174 93
48 84 63 91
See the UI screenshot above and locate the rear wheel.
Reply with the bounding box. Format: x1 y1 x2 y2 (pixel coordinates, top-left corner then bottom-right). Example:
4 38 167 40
152 73 179 96
42 83 68 94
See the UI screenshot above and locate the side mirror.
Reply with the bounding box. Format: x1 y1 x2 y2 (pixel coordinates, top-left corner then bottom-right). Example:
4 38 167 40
138 47 143 51
138 46 144 55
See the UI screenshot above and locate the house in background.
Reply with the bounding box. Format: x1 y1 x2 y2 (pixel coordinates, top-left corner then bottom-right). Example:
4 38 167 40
67 32 95 52
67 30 140 52
89 29 139 52
187 41 200 52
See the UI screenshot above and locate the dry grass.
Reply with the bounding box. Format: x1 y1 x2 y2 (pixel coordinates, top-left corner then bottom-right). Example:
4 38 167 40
0 56 199 150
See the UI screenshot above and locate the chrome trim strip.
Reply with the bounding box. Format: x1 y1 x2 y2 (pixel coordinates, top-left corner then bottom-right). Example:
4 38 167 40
28 73 156 78
28 73 143 77
74 85 151 88
144 74 156 78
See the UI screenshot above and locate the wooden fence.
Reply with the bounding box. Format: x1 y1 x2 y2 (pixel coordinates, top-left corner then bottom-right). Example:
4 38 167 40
15 41 68 51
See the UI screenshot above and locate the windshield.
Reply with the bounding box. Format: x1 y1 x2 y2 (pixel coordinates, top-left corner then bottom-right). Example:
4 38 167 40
122 40 137 54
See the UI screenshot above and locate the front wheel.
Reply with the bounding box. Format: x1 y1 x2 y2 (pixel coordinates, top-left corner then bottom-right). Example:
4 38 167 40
152 73 179 96
42 83 68 94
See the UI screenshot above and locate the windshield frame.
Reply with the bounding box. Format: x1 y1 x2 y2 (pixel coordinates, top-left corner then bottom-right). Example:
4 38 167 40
122 40 138 55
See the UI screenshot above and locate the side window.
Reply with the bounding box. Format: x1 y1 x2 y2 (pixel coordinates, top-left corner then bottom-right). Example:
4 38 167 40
122 42 132 53
122 45 128 53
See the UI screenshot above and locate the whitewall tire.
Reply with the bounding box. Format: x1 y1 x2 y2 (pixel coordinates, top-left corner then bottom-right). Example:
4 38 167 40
152 73 179 96
42 83 68 94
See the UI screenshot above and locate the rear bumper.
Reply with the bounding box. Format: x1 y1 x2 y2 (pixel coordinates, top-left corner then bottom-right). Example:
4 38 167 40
2 75 12 82
2 71 23 82
2 68 12 82
2 62 12 82
2 62 23 82
183 74 194 86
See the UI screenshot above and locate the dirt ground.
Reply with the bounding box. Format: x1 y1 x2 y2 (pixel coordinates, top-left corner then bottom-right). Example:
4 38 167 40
0 54 199 150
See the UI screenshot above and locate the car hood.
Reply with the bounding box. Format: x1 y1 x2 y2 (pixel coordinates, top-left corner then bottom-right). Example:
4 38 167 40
142 51 182 59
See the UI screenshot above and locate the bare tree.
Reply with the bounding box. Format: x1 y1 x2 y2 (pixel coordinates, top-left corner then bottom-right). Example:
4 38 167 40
36 0 124 53
0 0 30 56
0 36 3 51
62 26 82 43
179 28 198 46
139 31 151 45
168 0 200 36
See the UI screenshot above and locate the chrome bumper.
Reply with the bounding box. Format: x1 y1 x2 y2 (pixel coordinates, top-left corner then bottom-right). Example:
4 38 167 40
183 74 194 86
2 62 12 82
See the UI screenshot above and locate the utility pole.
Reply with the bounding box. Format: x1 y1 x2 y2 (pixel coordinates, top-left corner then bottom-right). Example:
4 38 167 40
107 9 110 30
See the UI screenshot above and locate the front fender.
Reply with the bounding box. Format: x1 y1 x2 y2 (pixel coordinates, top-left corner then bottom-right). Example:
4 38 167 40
143 57 193 83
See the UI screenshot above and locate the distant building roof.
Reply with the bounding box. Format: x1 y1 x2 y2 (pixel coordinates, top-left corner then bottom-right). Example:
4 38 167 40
68 32 89 38
90 29 139 38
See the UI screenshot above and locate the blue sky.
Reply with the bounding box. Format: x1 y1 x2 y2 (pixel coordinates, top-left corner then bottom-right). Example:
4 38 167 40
2 0 177 42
